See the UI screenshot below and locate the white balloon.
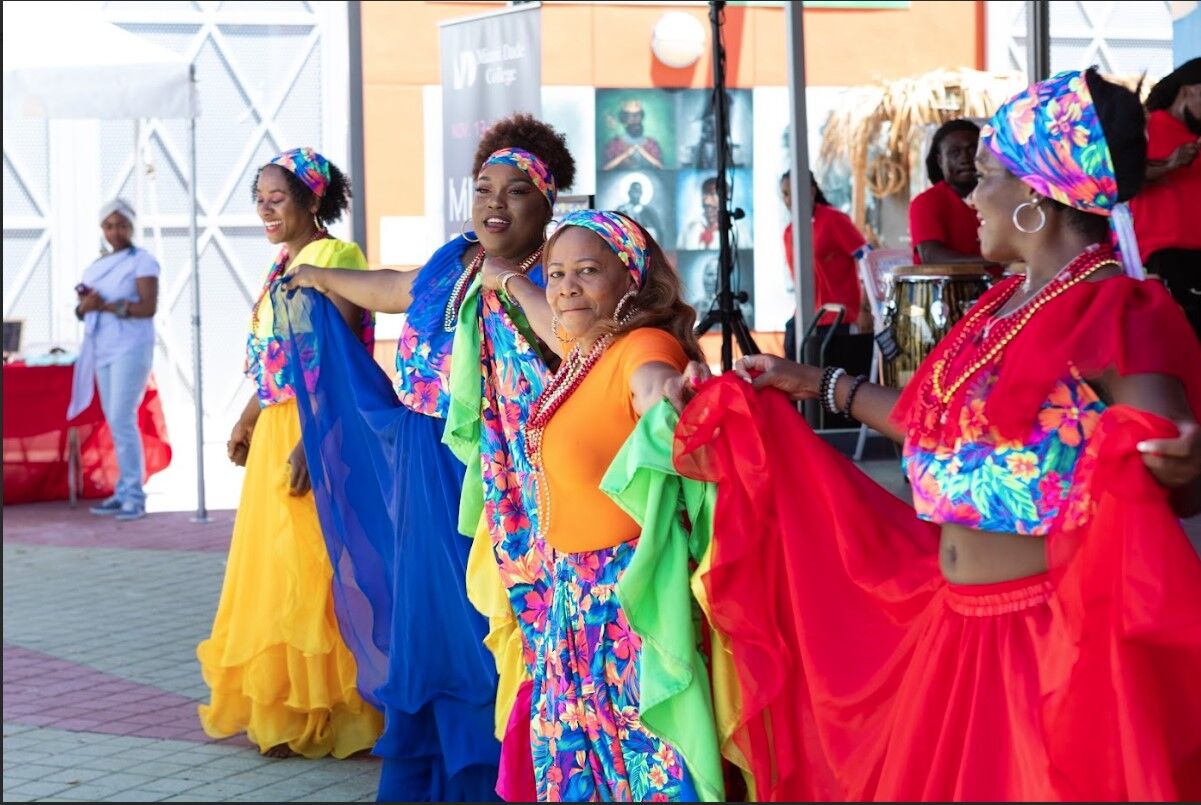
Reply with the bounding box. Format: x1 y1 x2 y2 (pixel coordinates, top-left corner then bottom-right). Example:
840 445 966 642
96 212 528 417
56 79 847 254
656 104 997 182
651 11 706 70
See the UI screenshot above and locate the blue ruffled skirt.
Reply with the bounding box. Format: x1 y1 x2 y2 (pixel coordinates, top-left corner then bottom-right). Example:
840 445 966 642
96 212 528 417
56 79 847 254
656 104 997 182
273 287 499 801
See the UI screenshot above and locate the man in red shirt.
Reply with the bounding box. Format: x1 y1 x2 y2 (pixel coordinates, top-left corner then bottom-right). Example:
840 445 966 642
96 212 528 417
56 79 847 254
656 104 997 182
1132 57 1201 338
908 119 986 265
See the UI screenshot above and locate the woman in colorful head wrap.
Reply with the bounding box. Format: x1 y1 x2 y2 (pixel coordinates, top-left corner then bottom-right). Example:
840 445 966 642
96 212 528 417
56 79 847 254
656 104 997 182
483 209 715 800
278 115 576 800
196 148 383 759
666 68 1201 800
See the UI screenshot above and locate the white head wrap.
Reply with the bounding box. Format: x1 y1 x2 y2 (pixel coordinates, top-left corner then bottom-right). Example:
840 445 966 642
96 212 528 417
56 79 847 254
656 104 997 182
98 197 136 230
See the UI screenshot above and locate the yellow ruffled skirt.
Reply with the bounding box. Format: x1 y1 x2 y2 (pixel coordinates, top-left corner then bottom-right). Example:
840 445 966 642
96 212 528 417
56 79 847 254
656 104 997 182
196 398 383 758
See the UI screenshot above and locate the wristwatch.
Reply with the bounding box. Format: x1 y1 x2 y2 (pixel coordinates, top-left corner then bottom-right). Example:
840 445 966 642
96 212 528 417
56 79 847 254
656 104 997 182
114 300 130 319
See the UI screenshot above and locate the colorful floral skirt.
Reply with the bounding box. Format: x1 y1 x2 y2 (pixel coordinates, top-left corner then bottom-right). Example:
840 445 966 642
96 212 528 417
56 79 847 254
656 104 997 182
530 539 696 802
196 398 383 758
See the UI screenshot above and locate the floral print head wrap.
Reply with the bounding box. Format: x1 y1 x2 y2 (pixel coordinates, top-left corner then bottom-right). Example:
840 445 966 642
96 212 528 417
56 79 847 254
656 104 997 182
553 209 649 288
481 147 557 207
268 147 331 198
980 69 1143 277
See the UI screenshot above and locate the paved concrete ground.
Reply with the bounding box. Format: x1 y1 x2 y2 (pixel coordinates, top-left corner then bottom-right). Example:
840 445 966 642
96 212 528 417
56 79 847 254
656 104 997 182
2 504 378 803
4 458 1198 803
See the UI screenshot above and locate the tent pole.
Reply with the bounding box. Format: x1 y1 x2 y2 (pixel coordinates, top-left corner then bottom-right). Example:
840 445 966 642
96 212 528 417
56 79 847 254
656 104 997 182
785 2 815 417
1026 0 1051 83
188 66 209 523
134 120 145 244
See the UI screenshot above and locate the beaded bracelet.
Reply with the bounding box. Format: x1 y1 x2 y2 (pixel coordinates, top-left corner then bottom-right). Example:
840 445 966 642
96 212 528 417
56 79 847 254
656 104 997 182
842 374 868 418
824 367 847 414
818 366 837 412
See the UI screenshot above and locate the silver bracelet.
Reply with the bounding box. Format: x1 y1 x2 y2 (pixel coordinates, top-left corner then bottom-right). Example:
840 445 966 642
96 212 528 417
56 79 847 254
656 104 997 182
499 271 522 301
824 367 846 414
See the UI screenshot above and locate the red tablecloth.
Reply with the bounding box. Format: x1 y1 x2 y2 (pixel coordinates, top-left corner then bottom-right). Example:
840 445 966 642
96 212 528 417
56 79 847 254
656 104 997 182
3 362 172 503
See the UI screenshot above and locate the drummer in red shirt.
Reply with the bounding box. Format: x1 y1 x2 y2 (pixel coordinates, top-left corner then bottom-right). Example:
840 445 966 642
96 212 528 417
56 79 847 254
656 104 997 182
782 170 872 361
1132 57 1201 338
908 119 986 265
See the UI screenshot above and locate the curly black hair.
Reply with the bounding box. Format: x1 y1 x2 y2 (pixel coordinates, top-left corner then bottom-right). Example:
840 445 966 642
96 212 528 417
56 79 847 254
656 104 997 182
472 113 577 192
1048 68 1146 240
925 119 981 184
251 158 352 227
1146 57 1201 112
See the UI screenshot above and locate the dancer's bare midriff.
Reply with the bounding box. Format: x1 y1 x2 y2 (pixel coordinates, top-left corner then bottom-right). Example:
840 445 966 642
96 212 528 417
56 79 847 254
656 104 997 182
939 523 1048 585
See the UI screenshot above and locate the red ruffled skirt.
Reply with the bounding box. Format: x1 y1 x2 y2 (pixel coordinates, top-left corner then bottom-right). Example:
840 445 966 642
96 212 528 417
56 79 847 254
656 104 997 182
675 377 1201 801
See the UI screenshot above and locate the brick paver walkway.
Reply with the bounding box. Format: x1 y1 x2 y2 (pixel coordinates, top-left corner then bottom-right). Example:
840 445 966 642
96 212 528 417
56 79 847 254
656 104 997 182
4 471 1198 802
3 503 378 803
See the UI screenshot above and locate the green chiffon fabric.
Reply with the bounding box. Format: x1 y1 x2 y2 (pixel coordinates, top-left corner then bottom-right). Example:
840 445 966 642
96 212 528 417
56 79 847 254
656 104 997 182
603 399 725 802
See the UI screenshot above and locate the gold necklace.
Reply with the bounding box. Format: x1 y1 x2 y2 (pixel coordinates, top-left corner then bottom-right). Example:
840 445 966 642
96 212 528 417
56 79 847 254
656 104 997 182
930 254 1117 405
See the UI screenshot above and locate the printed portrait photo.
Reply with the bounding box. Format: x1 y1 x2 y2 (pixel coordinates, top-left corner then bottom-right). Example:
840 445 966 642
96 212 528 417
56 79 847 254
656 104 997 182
595 89 677 172
675 88 753 170
675 168 754 251
596 169 676 248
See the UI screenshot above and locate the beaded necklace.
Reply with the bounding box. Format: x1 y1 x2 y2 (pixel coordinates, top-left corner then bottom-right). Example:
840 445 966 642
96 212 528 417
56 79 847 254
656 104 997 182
523 335 612 544
443 244 543 332
523 307 637 541
250 228 328 334
929 248 1117 407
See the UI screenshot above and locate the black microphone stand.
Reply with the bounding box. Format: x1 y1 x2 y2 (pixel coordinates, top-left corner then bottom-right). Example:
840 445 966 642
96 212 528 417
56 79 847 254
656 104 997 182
693 0 758 371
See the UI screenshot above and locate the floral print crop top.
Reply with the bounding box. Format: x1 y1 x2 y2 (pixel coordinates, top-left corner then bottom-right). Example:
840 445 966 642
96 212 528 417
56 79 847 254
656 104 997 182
903 365 1105 535
393 237 471 419
245 238 372 407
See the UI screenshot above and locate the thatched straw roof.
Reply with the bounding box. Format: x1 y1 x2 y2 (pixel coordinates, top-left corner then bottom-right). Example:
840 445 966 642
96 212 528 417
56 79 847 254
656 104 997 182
818 68 1025 228
818 68 1153 231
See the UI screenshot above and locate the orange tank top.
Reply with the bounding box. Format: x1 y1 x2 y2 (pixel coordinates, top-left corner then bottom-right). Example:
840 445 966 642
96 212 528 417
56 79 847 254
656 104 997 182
540 328 689 553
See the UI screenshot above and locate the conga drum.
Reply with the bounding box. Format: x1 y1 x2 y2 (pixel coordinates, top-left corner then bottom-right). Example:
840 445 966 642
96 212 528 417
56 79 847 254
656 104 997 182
882 264 992 388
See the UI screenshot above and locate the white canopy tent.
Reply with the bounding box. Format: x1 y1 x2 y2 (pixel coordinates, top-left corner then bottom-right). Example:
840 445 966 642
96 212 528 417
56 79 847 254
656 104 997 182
3 1 209 520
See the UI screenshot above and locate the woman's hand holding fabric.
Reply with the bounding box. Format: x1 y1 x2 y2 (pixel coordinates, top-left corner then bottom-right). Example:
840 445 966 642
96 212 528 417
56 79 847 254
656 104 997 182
664 361 712 412
733 354 822 400
1138 421 1201 489
282 265 328 294
287 440 311 496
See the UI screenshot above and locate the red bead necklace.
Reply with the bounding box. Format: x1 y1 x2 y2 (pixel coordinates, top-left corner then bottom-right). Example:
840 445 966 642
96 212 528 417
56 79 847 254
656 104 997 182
929 247 1118 408
523 305 637 540
525 334 613 469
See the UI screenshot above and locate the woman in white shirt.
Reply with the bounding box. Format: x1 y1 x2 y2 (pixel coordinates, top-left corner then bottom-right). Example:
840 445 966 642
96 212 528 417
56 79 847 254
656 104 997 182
68 198 160 521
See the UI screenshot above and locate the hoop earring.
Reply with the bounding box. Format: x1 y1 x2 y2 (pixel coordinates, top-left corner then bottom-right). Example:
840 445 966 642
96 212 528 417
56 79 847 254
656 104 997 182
613 287 638 323
460 218 479 243
551 314 576 343
1012 201 1046 234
